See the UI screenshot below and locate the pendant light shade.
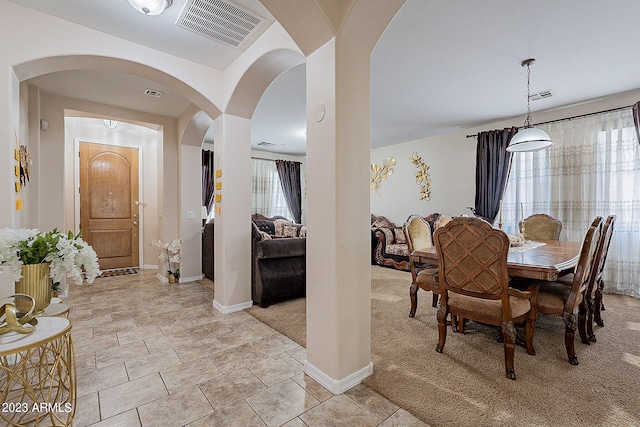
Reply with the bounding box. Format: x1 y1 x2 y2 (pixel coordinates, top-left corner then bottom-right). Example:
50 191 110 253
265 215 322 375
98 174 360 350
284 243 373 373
128 0 172 15
506 127 552 152
507 58 554 152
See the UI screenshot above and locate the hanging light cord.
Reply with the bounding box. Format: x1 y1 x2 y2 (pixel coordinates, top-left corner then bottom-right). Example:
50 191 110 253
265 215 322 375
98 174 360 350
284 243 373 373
523 59 533 128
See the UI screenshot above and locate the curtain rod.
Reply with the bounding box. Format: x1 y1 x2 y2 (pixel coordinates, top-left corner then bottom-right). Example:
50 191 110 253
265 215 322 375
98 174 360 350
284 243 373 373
465 104 634 138
251 156 301 163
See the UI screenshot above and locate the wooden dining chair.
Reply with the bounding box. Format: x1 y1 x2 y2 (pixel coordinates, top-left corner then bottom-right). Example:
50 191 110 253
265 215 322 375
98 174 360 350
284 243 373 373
403 214 439 318
560 215 615 342
433 217 538 380
592 215 616 329
516 217 602 365
519 213 562 240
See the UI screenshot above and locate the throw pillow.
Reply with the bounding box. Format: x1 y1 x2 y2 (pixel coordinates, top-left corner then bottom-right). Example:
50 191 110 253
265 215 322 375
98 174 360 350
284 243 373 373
259 231 272 241
394 227 406 244
273 219 293 237
282 225 298 238
299 226 307 238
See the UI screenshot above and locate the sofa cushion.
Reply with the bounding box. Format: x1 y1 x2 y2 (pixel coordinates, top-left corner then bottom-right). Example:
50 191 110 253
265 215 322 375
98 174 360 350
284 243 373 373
259 231 272 241
299 226 307 238
254 220 275 235
386 243 409 257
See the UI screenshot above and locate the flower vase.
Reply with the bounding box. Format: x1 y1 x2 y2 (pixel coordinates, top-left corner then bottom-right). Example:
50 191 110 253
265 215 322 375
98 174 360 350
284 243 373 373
168 274 177 283
15 263 52 314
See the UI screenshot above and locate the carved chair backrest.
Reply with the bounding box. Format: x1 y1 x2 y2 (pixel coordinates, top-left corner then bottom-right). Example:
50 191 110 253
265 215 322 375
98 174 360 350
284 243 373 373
564 217 602 311
585 215 615 300
433 217 510 302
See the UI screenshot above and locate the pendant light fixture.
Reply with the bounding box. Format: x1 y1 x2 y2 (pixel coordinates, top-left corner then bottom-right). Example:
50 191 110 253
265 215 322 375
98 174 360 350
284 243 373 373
128 0 173 16
506 58 554 152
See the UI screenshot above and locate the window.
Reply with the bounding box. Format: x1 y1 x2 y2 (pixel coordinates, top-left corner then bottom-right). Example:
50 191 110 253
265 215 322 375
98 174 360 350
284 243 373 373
502 109 640 297
251 158 292 219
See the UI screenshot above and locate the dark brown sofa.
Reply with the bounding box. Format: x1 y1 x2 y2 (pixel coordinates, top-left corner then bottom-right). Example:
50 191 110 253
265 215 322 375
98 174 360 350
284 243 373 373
202 220 214 280
251 214 306 307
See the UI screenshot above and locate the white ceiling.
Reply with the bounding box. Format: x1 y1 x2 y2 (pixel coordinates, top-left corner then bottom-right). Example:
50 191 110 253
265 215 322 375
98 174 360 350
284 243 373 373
12 0 640 155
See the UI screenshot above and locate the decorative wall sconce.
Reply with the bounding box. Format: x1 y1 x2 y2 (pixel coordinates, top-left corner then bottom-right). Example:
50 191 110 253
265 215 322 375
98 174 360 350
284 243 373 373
410 152 431 200
370 157 396 193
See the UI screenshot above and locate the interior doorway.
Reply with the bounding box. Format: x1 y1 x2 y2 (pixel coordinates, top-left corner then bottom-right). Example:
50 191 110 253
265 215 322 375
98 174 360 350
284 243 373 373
79 141 140 269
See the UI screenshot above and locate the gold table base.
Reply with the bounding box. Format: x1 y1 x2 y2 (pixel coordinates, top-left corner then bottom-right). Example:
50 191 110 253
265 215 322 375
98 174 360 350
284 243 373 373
0 318 75 426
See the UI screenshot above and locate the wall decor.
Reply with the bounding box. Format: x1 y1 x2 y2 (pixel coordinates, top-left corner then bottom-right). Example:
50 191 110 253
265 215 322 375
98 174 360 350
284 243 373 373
370 157 396 193
410 151 431 200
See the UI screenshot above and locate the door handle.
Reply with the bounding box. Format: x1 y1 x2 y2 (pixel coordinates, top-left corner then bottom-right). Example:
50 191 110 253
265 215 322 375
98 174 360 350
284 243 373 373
133 221 138 226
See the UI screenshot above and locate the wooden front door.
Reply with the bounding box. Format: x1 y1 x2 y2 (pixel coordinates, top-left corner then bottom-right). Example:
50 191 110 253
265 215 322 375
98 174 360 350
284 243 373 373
80 142 139 270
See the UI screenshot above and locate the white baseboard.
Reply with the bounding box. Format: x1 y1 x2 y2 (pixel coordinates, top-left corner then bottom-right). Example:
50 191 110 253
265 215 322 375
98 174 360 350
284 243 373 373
156 273 167 283
180 274 203 283
304 360 373 394
141 264 157 270
212 299 253 314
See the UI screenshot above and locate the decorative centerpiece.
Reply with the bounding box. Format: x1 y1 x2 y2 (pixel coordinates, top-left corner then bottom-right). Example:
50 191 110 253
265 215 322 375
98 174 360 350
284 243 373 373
0 228 101 313
151 239 181 283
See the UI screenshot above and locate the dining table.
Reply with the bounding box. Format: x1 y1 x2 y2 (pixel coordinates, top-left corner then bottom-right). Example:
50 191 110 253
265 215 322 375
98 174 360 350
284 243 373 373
411 240 583 281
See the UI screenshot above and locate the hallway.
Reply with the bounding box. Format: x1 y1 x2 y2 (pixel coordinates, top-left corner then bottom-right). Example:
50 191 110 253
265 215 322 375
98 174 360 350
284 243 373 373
68 269 427 426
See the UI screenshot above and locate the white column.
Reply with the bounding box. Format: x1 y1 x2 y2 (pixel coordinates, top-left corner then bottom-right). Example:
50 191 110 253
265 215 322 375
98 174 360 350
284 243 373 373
304 37 373 393
212 114 252 312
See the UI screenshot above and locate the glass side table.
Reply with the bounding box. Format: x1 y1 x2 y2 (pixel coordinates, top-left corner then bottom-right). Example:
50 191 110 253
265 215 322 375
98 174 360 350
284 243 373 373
0 317 76 426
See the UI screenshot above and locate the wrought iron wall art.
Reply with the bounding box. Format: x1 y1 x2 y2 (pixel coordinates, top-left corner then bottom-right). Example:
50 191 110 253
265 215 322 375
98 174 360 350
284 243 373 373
370 157 396 193
410 151 431 200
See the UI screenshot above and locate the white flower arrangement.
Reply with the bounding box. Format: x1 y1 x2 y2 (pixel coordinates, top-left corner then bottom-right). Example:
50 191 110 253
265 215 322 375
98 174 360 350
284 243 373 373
0 228 101 285
151 239 181 278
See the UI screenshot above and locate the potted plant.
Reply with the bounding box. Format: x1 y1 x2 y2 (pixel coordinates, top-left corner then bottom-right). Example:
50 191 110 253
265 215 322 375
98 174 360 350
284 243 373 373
0 228 101 312
151 239 181 283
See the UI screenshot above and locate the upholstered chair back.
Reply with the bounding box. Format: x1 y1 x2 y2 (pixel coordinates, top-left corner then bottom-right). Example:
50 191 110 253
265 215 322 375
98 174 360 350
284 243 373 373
404 215 433 253
519 213 562 240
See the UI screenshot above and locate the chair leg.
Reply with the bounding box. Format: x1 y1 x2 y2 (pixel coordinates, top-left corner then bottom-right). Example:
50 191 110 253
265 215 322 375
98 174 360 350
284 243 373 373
564 312 578 365
594 278 605 327
436 305 447 353
409 283 418 318
586 297 597 343
578 300 590 345
431 292 439 308
502 321 517 380
525 310 536 356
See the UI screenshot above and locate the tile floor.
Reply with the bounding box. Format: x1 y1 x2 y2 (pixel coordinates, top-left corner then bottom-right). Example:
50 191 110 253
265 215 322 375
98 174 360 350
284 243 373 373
65 269 428 427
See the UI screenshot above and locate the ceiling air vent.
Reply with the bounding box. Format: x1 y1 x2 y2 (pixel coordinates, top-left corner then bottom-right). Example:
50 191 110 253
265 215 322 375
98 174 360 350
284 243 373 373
177 0 265 48
144 89 164 98
529 89 554 101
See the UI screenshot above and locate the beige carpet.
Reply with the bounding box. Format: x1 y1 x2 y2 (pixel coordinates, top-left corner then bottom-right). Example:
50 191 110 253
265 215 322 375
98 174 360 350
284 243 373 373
246 266 640 427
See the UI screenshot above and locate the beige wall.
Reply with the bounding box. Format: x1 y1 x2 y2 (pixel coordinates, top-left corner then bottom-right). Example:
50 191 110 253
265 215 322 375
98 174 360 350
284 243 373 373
371 88 640 226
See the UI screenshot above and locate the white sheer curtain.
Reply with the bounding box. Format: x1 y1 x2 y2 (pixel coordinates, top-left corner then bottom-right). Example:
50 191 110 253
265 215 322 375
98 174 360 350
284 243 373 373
251 158 292 219
502 108 640 298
